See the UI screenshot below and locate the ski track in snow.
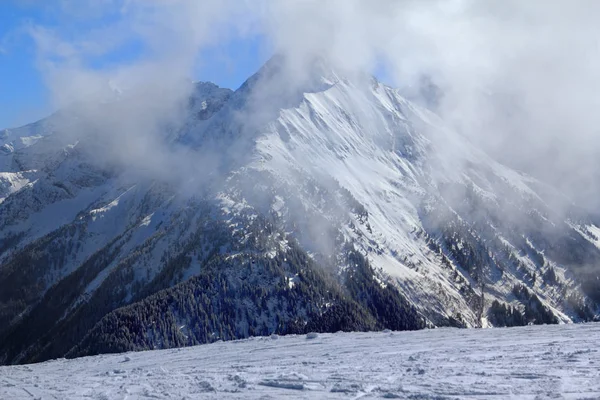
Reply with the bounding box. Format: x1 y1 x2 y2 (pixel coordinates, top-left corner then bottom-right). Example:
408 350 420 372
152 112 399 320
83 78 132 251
1 323 599 399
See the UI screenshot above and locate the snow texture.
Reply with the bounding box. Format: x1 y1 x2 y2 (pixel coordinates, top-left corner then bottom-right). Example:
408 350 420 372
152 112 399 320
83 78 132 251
1 323 599 399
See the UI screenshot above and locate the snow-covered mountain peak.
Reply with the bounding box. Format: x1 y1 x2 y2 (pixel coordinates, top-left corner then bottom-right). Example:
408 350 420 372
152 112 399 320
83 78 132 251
243 54 343 91
192 81 232 96
1 57 600 366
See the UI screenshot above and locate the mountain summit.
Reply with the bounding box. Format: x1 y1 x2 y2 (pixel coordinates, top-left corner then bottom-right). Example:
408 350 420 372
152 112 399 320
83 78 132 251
0 58 598 364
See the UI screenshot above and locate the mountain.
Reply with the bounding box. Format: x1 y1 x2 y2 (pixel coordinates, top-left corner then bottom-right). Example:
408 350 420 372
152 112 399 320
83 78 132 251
1 56 599 365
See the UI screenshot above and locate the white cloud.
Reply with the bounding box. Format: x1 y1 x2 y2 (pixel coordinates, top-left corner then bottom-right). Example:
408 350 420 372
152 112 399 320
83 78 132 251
257 0 600 208
23 0 600 208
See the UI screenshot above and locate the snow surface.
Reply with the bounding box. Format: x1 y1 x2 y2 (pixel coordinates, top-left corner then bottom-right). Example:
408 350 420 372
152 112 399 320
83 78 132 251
2 323 599 399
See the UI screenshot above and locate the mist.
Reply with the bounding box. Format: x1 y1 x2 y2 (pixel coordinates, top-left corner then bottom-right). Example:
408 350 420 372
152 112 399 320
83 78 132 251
262 0 600 211
18 0 600 210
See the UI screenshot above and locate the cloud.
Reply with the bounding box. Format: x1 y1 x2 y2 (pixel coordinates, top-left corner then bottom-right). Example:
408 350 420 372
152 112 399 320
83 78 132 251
255 0 600 210
28 0 254 104
22 0 600 210
20 0 262 184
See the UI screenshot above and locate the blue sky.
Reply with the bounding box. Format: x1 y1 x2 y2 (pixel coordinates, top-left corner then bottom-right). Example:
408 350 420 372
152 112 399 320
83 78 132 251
0 4 49 129
0 2 269 129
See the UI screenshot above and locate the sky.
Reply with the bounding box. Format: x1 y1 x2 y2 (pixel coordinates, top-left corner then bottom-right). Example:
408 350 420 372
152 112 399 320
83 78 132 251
0 1 268 129
0 3 49 128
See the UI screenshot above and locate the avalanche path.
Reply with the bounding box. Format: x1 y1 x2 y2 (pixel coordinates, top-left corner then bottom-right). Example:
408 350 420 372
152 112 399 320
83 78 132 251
1 323 599 399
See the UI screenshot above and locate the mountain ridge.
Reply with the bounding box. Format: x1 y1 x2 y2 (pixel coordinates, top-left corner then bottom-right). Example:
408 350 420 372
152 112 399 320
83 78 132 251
0 58 598 364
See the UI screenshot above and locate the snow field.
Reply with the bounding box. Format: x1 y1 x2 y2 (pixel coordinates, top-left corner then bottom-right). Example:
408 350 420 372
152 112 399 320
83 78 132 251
1 323 599 399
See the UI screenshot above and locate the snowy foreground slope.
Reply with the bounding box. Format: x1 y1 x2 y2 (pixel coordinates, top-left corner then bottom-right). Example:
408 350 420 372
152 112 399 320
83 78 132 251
2 323 600 400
